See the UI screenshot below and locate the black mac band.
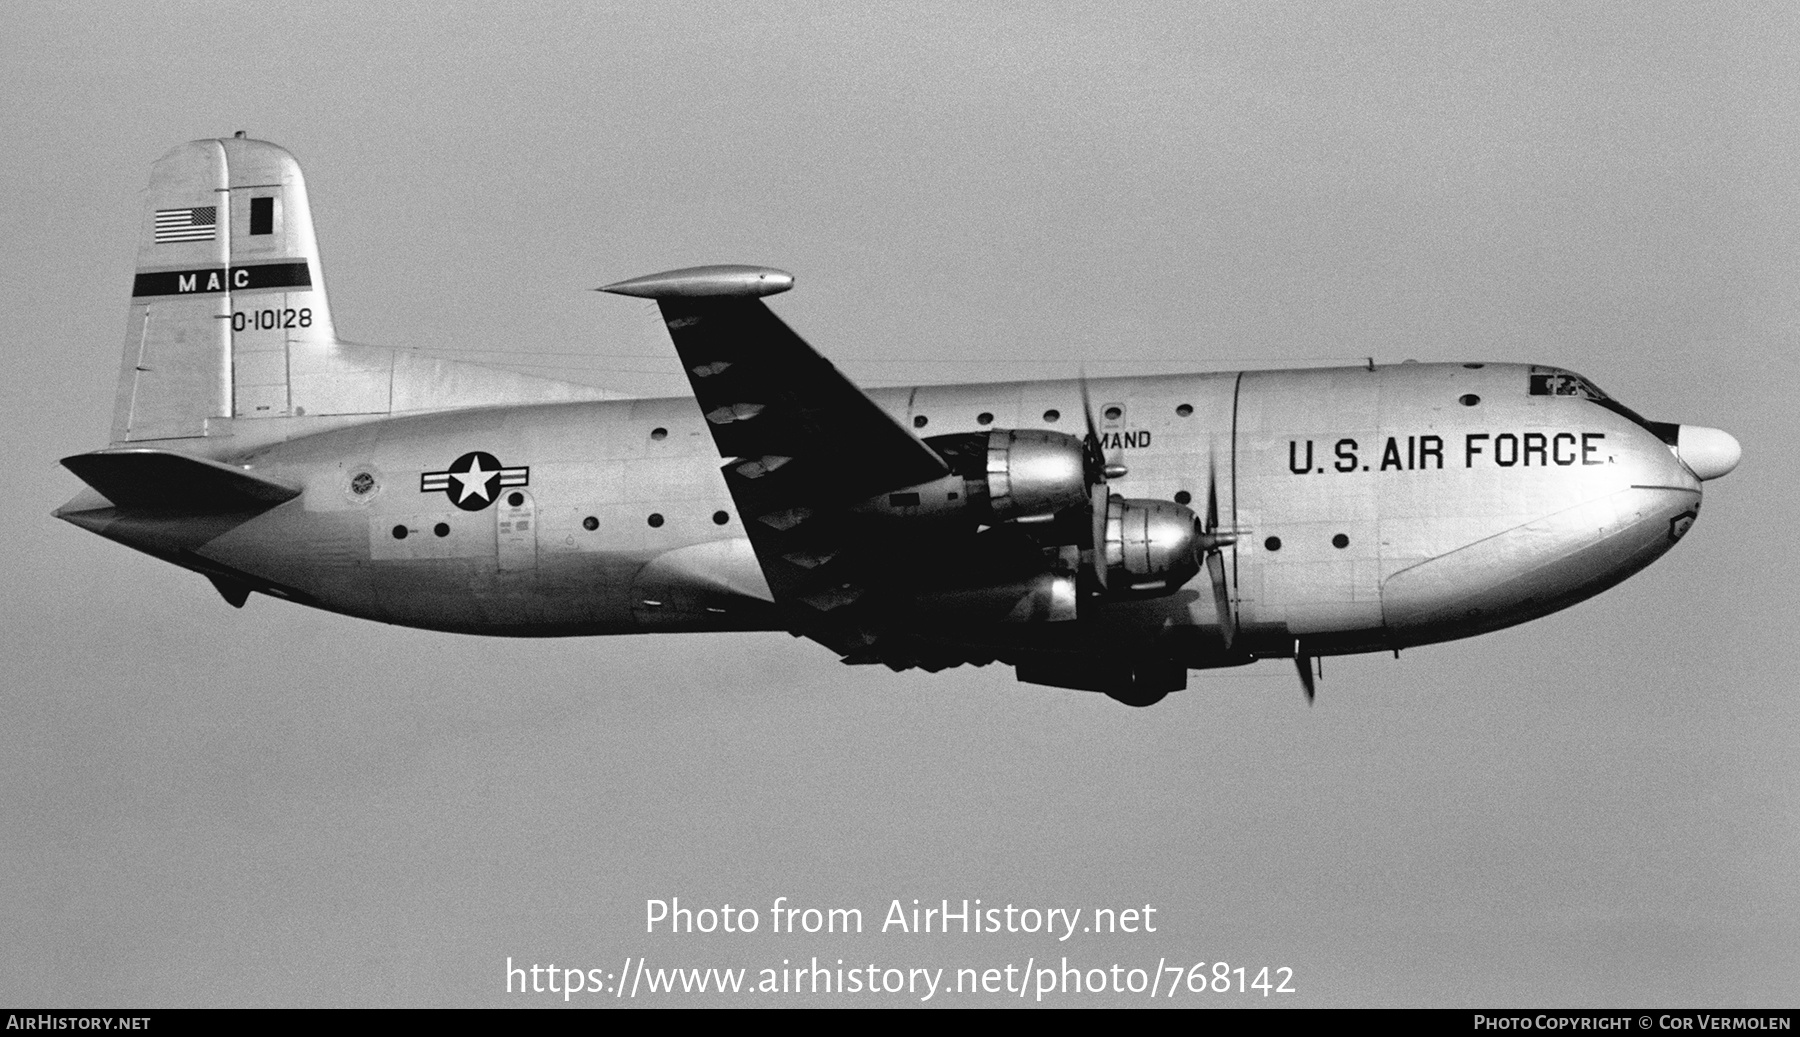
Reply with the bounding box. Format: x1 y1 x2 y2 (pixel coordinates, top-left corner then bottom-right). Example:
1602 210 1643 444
132 261 312 298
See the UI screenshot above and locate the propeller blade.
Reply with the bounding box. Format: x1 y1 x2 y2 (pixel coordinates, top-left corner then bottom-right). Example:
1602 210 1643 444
1294 642 1316 704
1207 549 1234 652
1206 457 1220 531
1079 368 1116 596
1075 368 1130 480
1204 450 1237 650
1079 369 1097 439
1088 483 1110 592
1078 371 1104 484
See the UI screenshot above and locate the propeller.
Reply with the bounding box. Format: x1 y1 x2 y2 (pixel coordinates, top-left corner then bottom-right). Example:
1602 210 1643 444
1080 373 1120 592
1294 641 1317 704
1088 482 1111 593
1078 374 1128 483
1076 375 1238 644
1198 452 1238 651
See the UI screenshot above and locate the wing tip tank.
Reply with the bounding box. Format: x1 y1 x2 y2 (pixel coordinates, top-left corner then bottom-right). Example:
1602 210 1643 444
598 264 794 300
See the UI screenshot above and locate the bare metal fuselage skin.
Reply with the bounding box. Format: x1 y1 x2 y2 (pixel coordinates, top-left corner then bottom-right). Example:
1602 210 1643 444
62 137 1729 694
62 361 1703 666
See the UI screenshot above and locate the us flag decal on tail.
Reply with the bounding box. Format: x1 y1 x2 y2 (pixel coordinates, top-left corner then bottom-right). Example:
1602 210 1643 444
154 206 217 243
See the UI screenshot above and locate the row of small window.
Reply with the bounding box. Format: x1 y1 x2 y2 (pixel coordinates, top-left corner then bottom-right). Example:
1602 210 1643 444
912 403 1196 429
643 404 1202 440
633 511 732 529
392 509 734 539
646 387 1486 443
1261 534 1351 551
393 523 453 540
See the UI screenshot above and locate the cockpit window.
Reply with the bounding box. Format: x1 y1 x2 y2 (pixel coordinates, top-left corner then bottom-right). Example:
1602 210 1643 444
1529 369 1608 400
1528 366 1678 446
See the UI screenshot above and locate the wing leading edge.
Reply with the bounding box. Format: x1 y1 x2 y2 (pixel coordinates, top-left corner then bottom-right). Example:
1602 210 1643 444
600 266 949 649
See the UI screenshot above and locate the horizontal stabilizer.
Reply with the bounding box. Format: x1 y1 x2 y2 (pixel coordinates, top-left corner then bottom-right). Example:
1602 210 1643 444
62 448 300 511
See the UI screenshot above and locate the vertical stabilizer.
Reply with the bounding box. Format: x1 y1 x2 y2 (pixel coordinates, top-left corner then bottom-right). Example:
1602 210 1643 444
111 137 621 447
115 140 232 440
114 136 347 442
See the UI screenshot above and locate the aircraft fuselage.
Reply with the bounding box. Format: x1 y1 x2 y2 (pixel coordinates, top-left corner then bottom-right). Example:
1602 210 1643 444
63 361 1704 668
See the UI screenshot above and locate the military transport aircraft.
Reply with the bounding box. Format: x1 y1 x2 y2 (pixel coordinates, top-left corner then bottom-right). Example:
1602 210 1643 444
56 137 1742 705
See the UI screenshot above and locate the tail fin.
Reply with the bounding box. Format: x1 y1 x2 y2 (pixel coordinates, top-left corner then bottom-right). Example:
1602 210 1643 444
115 135 351 441
112 136 613 445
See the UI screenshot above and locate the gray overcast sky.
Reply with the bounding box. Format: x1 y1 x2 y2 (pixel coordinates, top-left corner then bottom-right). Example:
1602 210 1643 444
2 1 1795 1007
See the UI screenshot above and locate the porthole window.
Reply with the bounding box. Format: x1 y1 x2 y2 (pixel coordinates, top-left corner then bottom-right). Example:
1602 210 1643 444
913 415 928 429
1174 490 1192 505
1332 533 1349 549
1103 405 1122 421
391 525 408 540
433 522 450 538
1264 536 1282 551
1176 404 1194 418
507 492 524 507
650 427 668 441
976 411 994 426
1460 394 1480 407
647 513 664 528
712 510 730 525
350 472 375 495
1043 408 1061 423
582 516 599 531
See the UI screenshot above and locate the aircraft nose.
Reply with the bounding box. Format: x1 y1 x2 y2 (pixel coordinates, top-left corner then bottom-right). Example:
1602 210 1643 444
1675 425 1742 481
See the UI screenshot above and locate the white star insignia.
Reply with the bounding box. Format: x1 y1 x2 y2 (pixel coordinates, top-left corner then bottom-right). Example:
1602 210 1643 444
451 457 496 503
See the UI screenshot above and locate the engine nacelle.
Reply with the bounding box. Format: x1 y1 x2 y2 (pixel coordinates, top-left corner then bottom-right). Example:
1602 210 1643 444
1100 497 1203 595
978 428 1089 522
912 571 1079 624
857 429 1090 527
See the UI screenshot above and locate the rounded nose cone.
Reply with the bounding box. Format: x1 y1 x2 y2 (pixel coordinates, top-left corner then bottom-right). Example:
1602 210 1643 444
1677 425 1742 481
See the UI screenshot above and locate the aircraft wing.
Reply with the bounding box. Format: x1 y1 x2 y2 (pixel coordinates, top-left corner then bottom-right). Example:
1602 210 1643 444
602 266 950 649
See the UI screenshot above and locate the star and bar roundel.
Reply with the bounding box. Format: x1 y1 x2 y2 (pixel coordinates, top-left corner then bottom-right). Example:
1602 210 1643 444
420 452 529 511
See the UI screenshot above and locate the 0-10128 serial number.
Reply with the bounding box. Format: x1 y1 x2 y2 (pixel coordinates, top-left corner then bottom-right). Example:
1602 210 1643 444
232 307 313 332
